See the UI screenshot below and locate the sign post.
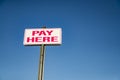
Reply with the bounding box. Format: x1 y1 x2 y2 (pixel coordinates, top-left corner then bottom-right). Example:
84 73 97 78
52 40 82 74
23 26 62 80
38 44 45 80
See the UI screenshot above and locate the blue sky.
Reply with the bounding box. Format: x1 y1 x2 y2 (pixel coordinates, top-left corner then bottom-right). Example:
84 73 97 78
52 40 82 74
0 0 120 80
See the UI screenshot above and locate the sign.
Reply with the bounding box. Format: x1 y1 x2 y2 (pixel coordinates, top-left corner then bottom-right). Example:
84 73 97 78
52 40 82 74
23 28 62 46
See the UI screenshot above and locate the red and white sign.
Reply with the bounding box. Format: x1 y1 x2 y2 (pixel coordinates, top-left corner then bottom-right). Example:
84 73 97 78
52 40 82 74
23 28 62 46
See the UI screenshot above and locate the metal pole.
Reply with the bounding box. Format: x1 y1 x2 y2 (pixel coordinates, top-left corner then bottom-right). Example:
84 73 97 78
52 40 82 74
38 44 45 80
38 26 46 80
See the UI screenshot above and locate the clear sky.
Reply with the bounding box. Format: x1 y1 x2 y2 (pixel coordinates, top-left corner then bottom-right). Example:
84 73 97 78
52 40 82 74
0 0 120 80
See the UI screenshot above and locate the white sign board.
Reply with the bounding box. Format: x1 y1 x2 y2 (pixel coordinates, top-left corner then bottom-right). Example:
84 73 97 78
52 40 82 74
23 28 62 46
